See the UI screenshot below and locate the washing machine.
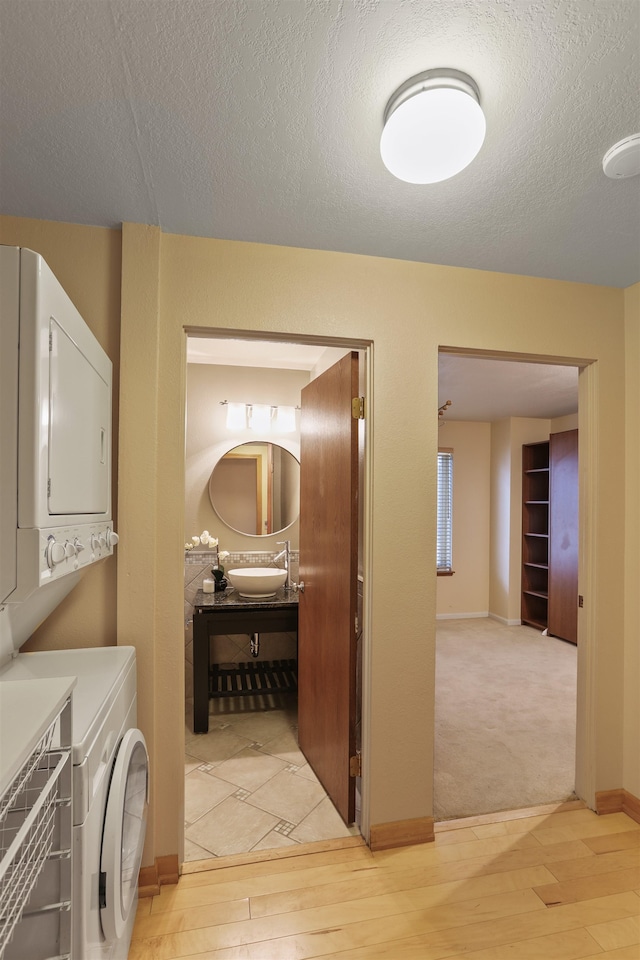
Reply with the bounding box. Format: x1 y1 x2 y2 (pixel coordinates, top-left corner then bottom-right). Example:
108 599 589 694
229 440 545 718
0 646 148 960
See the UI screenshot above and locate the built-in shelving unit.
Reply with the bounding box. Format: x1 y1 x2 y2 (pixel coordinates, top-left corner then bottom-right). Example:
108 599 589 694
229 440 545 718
521 430 579 643
521 441 550 630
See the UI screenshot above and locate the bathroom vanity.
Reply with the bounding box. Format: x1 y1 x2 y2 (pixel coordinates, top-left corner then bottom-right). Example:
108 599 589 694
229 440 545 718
192 588 299 733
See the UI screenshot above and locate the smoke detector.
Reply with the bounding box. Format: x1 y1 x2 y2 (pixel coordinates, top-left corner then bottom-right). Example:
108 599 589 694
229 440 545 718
602 134 640 179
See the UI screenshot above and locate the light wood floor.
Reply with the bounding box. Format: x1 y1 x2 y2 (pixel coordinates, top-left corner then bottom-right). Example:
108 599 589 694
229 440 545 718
131 802 640 960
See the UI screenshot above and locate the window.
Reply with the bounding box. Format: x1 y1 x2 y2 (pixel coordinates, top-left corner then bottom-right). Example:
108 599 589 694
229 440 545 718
437 449 453 573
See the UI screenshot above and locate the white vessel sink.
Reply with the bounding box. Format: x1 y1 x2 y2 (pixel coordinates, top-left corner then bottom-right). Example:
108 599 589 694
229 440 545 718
227 567 287 598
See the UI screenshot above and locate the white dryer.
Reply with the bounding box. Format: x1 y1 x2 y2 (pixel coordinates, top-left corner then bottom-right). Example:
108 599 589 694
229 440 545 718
0 647 148 960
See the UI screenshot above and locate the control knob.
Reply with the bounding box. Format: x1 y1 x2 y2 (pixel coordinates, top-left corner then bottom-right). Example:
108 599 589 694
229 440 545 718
74 538 86 554
64 541 76 558
106 529 119 548
46 537 66 568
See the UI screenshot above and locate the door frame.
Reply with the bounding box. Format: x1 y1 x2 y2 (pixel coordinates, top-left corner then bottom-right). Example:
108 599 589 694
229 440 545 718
183 329 374 845
437 346 597 809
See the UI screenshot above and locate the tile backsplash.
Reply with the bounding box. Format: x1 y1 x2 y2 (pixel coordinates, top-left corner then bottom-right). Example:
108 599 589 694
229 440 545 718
185 550 299 567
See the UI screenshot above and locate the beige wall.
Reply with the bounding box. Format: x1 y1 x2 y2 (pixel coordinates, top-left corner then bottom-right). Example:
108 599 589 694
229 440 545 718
0 216 121 650
624 283 640 798
185 363 308 551
436 414 579 621
135 227 626 861
436 421 491 618
551 413 579 433
2 215 636 871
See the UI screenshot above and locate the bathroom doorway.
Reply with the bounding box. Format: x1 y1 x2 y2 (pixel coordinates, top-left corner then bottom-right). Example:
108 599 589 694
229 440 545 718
183 334 369 861
434 348 589 820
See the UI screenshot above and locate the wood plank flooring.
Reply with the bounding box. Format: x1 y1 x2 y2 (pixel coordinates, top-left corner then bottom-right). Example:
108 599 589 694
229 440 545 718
131 803 640 960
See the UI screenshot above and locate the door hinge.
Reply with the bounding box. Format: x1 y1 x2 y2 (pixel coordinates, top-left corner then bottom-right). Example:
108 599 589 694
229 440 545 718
352 397 365 420
349 752 361 777
49 330 53 351
47 478 51 498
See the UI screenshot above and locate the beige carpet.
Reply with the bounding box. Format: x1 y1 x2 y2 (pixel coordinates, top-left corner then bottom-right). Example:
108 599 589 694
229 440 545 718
434 617 577 821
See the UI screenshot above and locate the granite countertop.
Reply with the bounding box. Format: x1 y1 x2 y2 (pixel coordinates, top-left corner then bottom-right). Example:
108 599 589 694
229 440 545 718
193 586 299 610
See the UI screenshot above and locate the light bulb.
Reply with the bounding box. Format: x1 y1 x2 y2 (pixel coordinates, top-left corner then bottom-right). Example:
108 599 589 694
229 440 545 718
248 404 272 432
275 405 296 432
225 402 246 430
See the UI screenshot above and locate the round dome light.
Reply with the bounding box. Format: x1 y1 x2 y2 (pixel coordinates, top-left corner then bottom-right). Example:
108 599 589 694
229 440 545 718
602 134 640 179
380 69 486 184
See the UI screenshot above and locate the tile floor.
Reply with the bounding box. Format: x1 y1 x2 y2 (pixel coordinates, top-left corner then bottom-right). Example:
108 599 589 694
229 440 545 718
184 692 360 860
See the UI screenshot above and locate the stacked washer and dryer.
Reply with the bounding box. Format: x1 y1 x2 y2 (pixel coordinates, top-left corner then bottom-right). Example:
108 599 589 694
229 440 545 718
0 246 148 960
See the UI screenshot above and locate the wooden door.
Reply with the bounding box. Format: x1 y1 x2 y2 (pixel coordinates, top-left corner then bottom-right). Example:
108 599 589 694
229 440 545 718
548 429 579 644
298 352 359 824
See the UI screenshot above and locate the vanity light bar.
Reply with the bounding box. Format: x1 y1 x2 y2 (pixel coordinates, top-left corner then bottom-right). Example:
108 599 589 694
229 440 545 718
219 400 300 433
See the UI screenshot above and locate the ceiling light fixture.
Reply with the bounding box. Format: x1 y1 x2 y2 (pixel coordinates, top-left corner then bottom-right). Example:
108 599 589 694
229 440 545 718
602 134 640 179
380 69 486 184
220 400 299 434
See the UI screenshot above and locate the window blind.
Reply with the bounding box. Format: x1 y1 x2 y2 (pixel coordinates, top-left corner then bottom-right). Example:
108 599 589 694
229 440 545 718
437 450 453 571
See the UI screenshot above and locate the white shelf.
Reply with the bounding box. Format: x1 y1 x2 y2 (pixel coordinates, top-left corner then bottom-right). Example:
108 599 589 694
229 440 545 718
0 677 75 960
0 679 75 798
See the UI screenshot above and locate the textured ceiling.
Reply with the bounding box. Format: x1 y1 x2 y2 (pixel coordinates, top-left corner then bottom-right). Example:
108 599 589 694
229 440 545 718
1 0 639 287
185 335 578 420
186 337 330 370
438 353 578 420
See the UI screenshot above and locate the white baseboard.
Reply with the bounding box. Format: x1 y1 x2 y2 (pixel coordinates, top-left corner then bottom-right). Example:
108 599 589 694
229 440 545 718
488 613 522 626
436 611 489 621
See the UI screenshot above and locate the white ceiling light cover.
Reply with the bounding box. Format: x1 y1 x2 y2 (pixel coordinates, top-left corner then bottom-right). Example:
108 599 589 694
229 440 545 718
602 134 640 179
380 69 486 184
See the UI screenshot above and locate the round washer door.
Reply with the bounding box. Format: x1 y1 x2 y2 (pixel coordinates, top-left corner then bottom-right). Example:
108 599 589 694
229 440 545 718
100 728 149 943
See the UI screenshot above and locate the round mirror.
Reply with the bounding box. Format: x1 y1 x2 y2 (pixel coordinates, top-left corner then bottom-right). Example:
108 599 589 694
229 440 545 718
208 442 300 537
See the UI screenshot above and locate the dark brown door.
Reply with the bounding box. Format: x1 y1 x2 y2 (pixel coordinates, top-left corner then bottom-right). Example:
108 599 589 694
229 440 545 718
298 352 359 824
548 429 579 644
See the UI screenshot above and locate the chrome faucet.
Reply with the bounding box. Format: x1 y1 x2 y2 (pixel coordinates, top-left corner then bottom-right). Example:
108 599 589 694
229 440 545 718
273 539 291 590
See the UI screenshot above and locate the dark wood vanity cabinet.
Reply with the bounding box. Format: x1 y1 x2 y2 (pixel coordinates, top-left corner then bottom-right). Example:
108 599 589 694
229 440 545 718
192 591 299 734
521 429 578 644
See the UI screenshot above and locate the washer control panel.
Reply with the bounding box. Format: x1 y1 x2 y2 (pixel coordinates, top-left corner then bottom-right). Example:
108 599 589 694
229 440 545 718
11 523 118 602
42 524 117 575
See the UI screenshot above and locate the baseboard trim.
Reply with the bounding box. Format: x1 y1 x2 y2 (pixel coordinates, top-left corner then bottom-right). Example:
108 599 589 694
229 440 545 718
488 613 522 626
138 854 180 898
595 788 640 824
436 612 489 621
369 816 434 851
